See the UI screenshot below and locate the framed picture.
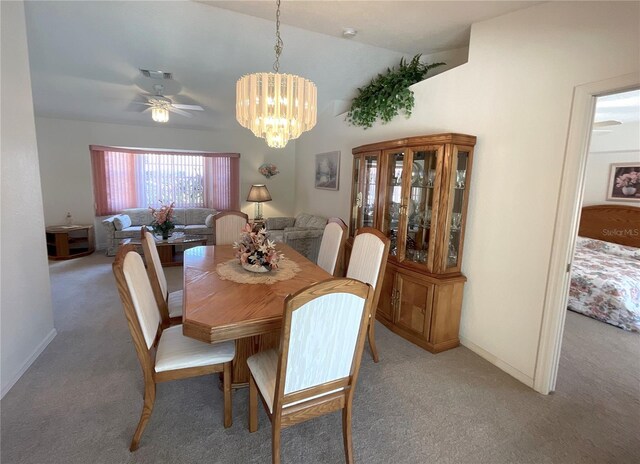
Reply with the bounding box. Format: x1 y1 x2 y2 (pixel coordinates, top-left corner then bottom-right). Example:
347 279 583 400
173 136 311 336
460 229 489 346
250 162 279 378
607 163 640 202
315 151 340 190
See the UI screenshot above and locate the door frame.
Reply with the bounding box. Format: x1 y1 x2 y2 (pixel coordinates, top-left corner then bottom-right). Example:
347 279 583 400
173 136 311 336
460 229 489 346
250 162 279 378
534 72 640 394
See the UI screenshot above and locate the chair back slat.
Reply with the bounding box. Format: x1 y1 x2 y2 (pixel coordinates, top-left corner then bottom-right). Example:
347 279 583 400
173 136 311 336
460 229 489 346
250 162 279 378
142 230 168 299
346 232 386 289
317 220 346 275
215 211 248 245
284 292 366 395
122 251 161 349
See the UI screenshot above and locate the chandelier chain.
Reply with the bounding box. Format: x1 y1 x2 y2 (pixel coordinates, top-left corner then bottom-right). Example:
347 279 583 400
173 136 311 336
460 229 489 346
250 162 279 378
273 0 283 73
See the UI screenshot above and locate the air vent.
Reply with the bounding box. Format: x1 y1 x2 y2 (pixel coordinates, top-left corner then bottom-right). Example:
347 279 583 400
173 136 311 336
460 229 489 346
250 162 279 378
140 69 173 80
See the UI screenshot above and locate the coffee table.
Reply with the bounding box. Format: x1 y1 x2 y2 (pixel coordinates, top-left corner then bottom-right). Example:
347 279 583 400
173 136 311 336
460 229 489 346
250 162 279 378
122 232 208 267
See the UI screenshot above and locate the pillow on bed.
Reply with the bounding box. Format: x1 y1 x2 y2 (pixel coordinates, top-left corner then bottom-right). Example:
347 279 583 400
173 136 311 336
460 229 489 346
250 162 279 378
576 236 640 261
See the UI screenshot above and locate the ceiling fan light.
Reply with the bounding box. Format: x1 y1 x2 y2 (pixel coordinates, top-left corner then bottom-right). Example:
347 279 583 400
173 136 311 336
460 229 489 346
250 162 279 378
152 106 169 123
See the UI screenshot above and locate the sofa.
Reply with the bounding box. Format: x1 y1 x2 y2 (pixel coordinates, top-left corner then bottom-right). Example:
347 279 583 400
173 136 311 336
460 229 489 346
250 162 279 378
265 213 327 262
102 207 217 256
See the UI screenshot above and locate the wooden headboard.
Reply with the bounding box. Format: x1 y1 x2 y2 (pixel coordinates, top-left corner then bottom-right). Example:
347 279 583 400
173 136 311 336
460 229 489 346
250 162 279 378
578 205 640 248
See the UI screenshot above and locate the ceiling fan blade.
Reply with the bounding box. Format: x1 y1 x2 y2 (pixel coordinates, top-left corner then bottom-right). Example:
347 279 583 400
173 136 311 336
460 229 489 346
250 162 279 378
172 103 204 111
593 120 622 127
132 101 152 107
168 107 193 118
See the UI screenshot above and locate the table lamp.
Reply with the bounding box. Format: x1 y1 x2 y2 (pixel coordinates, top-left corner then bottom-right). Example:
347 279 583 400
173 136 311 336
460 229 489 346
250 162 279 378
246 184 272 220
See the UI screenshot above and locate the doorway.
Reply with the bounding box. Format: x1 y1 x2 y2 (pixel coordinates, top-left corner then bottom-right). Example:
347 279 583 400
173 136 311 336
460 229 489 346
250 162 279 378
534 73 640 395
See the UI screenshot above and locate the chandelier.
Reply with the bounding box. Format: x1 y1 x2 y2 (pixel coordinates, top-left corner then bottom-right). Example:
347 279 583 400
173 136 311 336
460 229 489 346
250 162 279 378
236 0 317 148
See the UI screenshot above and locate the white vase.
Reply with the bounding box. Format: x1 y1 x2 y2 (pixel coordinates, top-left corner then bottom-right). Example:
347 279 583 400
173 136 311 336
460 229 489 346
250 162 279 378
621 186 637 196
242 262 269 273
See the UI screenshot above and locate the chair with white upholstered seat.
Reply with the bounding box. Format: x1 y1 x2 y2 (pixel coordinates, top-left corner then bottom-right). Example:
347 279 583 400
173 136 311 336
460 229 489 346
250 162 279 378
346 227 390 363
213 211 249 245
316 217 348 276
140 227 182 327
112 244 235 452
247 278 374 464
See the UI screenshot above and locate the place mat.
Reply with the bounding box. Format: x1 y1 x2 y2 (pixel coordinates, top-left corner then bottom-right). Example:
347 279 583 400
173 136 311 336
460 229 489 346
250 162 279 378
215 257 301 285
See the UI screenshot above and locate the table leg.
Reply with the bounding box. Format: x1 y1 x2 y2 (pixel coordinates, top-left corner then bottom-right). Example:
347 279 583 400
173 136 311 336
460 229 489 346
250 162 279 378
231 332 280 387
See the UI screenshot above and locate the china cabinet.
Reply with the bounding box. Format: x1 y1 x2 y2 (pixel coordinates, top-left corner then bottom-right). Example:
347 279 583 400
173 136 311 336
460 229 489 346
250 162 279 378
347 133 475 353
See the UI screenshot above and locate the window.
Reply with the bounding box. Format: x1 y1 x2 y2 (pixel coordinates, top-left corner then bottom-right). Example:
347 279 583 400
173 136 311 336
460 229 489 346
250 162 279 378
90 146 239 215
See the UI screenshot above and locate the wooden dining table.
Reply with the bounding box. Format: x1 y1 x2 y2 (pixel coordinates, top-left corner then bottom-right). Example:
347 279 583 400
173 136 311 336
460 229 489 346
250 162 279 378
181 243 330 385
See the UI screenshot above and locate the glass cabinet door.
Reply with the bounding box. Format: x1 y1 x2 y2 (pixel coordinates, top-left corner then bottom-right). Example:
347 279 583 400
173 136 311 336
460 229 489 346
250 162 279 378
350 156 360 235
382 151 405 256
362 155 378 229
351 154 378 237
403 148 439 267
445 148 470 270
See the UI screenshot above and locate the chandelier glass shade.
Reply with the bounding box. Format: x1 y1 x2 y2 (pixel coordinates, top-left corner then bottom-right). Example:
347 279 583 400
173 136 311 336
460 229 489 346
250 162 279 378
151 105 169 123
236 73 317 148
235 0 317 149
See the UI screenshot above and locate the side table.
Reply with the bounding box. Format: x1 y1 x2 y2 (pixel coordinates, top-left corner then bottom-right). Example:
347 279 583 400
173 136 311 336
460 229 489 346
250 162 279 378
46 225 95 260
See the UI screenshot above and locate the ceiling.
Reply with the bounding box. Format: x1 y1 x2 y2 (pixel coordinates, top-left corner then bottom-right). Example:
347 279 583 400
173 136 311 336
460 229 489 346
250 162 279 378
594 89 640 124
24 1 540 132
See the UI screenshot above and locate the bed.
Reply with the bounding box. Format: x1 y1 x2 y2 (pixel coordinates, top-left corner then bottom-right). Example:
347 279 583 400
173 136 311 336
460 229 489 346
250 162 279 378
568 205 640 332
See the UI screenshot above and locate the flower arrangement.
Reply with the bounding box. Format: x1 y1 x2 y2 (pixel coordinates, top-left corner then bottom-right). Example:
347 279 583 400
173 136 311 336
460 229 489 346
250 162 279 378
234 223 281 272
149 201 175 239
259 163 280 179
615 171 639 188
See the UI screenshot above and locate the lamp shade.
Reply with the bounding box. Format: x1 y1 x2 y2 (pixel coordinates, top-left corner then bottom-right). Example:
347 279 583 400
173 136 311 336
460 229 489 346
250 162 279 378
247 184 272 203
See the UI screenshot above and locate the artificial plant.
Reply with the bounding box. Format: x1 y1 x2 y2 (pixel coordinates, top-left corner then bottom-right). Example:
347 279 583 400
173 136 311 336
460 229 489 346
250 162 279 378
346 54 445 128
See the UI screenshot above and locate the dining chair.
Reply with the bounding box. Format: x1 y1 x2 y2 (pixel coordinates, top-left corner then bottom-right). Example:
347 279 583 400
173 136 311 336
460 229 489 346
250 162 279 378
112 244 235 451
316 217 348 276
140 226 182 327
247 278 374 464
214 210 249 245
346 227 390 363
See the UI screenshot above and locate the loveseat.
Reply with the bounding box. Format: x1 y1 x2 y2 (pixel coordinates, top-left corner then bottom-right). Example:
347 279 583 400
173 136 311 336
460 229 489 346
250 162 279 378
265 213 327 262
102 207 217 256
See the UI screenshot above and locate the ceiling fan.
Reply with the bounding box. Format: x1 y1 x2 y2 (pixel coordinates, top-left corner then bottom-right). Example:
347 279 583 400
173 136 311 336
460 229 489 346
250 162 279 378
592 119 622 133
138 84 204 122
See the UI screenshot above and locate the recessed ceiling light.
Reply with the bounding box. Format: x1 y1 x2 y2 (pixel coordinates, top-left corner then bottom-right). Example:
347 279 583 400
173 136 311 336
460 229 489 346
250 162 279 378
342 28 357 38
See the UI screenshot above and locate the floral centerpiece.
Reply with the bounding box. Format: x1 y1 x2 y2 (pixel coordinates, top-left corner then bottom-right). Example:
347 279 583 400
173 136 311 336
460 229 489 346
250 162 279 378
233 223 281 272
149 201 175 240
616 170 639 195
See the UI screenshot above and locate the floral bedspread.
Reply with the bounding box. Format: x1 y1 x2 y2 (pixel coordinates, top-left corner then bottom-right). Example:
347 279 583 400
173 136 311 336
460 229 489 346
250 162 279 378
568 237 640 332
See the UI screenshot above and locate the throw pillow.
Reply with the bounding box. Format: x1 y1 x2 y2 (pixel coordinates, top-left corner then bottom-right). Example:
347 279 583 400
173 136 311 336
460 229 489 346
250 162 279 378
205 214 215 228
113 214 132 231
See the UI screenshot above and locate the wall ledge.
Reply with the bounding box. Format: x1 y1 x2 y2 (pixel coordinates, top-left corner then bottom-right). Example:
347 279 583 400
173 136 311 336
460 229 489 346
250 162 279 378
1 328 57 399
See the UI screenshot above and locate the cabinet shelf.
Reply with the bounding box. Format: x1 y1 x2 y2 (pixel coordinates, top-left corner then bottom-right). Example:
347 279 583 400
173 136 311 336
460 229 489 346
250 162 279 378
348 133 476 354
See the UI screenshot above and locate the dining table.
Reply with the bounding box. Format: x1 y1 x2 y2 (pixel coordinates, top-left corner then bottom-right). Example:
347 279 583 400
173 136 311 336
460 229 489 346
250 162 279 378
181 243 331 385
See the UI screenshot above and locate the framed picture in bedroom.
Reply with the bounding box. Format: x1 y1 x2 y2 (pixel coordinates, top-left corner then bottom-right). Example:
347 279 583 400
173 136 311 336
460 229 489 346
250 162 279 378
315 151 340 190
607 163 640 202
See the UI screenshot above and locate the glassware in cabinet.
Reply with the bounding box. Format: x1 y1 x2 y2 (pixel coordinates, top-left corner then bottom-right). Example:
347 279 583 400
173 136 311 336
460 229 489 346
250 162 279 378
350 153 379 237
444 148 471 270
382 150 405 256
404 148 439 267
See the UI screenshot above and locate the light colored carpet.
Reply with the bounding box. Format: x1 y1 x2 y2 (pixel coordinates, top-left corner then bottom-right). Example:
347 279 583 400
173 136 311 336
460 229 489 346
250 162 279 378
1 252 639 463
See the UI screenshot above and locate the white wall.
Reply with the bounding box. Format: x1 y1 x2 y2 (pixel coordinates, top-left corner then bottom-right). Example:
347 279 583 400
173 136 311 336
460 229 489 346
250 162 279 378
35 118 297 249
1 1 56 398
583 122 640 206
294 1 640 388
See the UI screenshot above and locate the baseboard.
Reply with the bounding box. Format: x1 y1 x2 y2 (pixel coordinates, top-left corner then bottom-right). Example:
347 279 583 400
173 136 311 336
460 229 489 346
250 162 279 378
460 335 535 389
1 328 57 399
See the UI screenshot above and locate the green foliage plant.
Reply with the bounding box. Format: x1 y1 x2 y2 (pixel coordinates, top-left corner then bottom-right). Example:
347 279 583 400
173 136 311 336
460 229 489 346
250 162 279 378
346 54 445 128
